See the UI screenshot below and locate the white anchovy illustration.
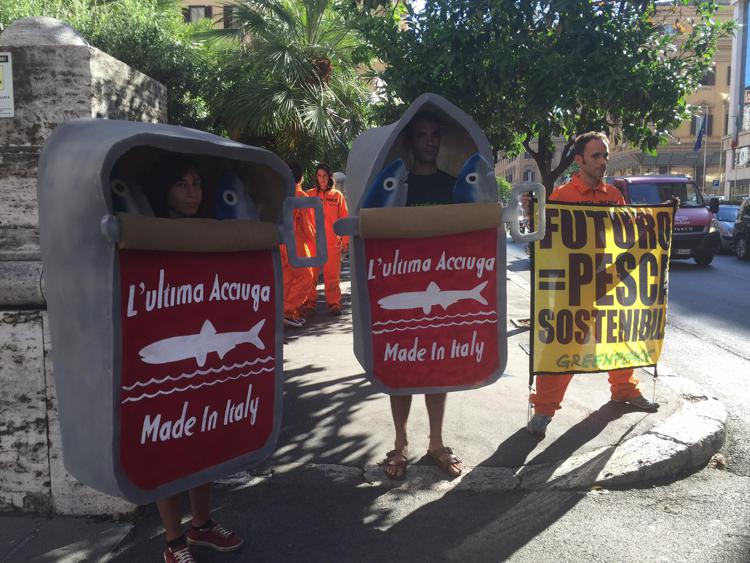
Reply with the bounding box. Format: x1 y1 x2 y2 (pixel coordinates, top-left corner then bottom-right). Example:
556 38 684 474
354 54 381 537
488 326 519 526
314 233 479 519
139 319 265 367
378 281 488 314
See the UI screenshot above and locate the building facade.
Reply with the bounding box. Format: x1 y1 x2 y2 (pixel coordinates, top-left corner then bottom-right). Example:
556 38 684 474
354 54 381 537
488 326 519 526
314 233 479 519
608 2 733 196
495 138 570 186
724 0 750 199
180 1 233 28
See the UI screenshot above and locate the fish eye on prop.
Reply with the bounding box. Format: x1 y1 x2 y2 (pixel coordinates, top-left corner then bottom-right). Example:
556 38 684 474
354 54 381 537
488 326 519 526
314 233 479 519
112 181 128 196
222 190 238 206
384 177 397 191
466 173 479 185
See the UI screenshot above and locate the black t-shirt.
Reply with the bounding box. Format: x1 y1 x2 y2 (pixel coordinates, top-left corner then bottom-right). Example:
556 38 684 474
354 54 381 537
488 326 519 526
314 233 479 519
406 170 456 207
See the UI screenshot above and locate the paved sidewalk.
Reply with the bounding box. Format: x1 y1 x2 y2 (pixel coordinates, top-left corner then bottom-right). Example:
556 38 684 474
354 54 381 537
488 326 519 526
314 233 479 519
0 259 726 562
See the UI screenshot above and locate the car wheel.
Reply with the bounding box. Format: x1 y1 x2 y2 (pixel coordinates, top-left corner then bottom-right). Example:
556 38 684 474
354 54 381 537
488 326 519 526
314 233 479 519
736 235 750 261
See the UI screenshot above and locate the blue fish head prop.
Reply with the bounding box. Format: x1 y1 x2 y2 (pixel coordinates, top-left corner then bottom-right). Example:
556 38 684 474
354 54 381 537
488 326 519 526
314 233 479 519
453 153 497 204
215 172 258 220
360 159 408 208
110 177 153 215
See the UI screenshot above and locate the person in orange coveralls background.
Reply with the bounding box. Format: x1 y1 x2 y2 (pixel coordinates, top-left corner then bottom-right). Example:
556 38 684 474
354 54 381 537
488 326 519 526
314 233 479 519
305 163 348 316
280 161 316 327
526 131 660 438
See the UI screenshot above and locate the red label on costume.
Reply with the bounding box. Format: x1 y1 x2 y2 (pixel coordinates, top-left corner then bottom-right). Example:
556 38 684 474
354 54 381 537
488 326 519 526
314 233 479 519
365 229 500 390
118 250 276 490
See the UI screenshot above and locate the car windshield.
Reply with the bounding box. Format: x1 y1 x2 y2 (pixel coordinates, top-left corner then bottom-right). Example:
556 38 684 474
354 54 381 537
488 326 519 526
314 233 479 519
716 206 739 222
627 182 704 208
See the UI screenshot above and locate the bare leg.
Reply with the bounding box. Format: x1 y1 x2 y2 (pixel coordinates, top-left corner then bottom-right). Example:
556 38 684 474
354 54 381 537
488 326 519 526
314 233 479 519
425 393 446 452
188 482 212 527
156 494 184 541
390 395 412 449
425 393 464 477
384 395 412 479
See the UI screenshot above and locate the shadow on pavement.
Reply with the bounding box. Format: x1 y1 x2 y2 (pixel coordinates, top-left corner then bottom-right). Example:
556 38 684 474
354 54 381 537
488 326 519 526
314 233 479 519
366 407 639 562
270 365 381 467
507 257 530 272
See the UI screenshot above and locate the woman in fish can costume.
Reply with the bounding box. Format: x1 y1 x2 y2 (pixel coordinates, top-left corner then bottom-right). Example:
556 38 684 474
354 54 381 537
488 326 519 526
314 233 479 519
147 155 243 563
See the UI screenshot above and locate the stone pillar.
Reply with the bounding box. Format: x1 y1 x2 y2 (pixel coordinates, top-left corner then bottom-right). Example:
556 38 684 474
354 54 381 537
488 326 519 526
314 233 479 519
0 17 166 515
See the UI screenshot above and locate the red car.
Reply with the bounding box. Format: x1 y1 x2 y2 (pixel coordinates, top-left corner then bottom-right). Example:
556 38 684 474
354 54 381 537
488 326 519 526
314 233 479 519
610 176 720 266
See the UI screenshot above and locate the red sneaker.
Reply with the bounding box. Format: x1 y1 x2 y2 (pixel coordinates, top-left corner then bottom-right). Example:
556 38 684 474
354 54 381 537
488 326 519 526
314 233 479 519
163 543 196 563
186 520 243 552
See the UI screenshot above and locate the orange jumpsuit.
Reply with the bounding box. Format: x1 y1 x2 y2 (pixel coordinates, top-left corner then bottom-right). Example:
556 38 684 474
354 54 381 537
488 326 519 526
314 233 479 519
281 185 316 321
305 185 348 311
530 174 643 417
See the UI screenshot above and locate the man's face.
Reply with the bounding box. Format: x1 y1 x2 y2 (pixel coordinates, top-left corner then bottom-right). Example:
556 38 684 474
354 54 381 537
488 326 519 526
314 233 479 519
410 118 441 164
575 138 609 182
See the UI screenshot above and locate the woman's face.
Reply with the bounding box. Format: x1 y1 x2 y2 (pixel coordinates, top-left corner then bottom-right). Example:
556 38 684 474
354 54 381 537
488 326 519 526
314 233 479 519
316 169 330 189
167 168 202 217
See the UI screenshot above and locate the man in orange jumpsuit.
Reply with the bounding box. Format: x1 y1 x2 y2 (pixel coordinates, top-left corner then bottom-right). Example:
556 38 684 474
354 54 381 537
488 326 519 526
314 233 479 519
280 162 316 327
305 163 348 315
527 131 659 438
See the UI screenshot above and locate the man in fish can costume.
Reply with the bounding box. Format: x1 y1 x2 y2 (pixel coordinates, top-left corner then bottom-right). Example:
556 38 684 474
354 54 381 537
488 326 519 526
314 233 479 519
380 111 467 480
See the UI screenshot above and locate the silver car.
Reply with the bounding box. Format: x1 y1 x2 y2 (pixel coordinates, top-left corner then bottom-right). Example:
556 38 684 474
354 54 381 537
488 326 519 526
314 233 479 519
716 204 740 252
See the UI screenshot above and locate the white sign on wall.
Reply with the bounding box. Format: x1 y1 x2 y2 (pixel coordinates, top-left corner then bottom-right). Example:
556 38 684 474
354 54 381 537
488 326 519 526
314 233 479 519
736 146 749 168
0 52 15 118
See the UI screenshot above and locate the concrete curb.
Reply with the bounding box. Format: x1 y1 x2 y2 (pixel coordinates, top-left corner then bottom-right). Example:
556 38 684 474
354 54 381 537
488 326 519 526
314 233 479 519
217 375 726 493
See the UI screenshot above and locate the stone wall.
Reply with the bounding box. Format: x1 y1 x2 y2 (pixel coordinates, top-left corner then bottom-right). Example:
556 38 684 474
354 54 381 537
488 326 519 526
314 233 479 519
0 17 166 515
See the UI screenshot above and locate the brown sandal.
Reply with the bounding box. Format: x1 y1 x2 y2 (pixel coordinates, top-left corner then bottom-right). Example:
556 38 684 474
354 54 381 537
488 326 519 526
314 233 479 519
382 449 408 481
427 446 464 478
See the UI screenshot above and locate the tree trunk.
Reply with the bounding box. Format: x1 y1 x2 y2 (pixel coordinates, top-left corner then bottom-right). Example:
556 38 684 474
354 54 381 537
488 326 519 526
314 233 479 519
523 136 575 198
540 139 576 197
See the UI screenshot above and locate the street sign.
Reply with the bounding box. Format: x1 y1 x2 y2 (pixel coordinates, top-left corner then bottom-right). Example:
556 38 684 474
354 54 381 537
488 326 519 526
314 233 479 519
712 179 720 189
0 52 14 118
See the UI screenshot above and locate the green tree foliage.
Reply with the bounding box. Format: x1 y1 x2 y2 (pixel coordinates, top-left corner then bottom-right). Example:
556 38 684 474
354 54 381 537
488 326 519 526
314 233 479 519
345 0 733 193
206 0 372 172
496 176 512 204
0 0 216 129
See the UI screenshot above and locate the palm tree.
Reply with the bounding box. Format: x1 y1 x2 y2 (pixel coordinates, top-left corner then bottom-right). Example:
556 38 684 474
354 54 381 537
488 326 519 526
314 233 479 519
207 0 371 169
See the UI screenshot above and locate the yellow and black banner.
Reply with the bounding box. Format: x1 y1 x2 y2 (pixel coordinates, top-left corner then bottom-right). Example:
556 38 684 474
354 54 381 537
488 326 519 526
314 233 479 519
531 202 675 375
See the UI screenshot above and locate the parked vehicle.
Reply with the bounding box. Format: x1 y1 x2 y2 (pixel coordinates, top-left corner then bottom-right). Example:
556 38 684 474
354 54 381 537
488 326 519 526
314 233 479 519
716 203 740 252
734 198 750 261
610 176 720 266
